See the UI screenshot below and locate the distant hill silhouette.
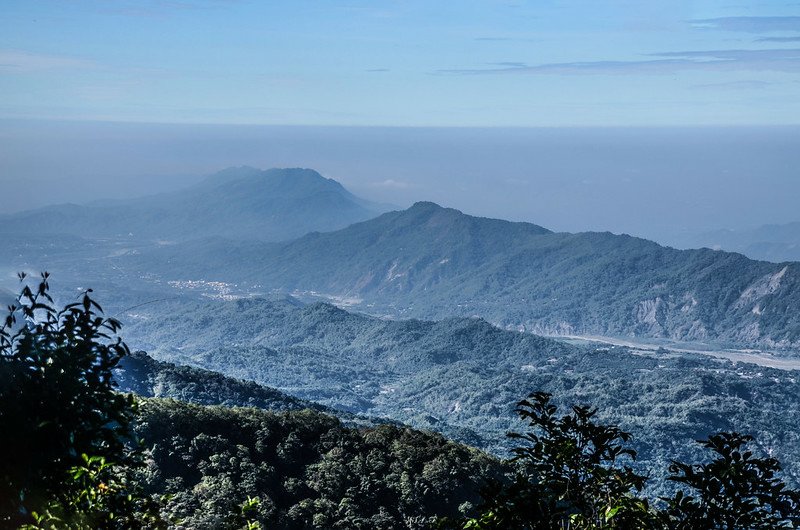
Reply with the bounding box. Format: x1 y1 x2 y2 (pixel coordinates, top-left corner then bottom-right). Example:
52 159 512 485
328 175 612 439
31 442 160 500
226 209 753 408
678 222 800 263
0 167 388 242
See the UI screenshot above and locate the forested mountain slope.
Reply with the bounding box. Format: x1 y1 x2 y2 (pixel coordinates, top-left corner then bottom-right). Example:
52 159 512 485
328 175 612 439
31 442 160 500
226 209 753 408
119 201 800 348
135 399 501 529
115 351 329 413
121 296 800 493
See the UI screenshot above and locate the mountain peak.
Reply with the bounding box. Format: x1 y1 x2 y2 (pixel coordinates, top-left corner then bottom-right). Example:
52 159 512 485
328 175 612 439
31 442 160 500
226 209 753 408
404 201 463 219
203 166 337 190
264 167 349 193
197 167 362 205
2 166 386 242
409 201 445 210
201 165 264 186
398 201 550 235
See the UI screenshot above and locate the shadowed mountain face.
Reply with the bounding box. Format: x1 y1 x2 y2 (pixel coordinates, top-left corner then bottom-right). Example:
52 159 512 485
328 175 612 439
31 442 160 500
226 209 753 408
116 201 800 348
0 167 387 242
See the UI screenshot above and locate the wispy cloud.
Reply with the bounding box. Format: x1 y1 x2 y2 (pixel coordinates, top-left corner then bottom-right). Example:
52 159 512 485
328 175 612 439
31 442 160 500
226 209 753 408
0 49 97 72
691 80 775 90
654 48 800 71
490 61 528 68
366 68 390 73
756 36 800 43
692 16 800 34
474 36 539 43
370 179 412 189
435 48 800 75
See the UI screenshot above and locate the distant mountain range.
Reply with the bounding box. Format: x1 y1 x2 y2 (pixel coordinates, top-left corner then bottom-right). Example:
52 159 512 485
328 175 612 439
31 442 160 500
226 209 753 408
0 167 388 242
117 201 800 349
674 222 800 263
2 167 799 349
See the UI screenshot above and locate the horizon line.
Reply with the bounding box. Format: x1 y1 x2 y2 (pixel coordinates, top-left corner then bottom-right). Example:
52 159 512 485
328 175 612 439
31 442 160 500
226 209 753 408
2 117 800 129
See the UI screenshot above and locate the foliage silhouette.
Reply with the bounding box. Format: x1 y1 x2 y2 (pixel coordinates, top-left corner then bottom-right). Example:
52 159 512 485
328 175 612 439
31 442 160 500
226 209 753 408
449 393 800 530
452 392 656 529
663 432 800 529
0 273 160 528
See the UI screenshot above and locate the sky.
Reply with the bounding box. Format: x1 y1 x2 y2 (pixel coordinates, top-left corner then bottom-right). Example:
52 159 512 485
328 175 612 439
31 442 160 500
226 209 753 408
1 121 799 246
1 1 800 244
2 0 800 126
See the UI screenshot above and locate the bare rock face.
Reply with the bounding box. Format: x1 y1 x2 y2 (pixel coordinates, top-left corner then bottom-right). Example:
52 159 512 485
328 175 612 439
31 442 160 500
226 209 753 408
635 297 666 336
735 266 788 310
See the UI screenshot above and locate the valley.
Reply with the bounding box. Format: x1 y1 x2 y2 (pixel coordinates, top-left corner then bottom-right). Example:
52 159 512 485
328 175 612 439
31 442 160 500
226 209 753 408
558 334 800 370
108 294 800 494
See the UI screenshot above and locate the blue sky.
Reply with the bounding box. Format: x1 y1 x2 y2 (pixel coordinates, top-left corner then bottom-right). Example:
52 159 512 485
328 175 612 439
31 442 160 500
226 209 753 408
1 0 800 126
